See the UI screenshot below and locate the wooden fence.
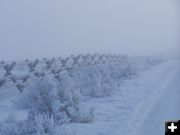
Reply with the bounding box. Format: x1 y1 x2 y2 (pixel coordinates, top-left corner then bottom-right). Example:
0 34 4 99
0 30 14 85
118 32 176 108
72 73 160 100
0 54 131 92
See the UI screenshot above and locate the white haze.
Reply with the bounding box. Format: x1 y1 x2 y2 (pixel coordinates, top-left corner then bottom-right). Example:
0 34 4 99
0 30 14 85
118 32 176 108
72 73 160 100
0 0 179 61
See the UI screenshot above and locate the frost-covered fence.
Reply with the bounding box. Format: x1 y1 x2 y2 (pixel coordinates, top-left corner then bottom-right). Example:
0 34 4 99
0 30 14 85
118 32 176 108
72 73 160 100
0 54 132 92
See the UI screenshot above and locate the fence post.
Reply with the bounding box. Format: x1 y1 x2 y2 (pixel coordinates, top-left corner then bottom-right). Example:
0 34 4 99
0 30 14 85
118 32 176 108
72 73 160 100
16 84 24 93
45 58 55 69
28 59 39 72
3 61 16 76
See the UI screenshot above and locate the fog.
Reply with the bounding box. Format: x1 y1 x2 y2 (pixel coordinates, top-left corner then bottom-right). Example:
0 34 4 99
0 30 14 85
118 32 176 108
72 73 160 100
0 0 179 60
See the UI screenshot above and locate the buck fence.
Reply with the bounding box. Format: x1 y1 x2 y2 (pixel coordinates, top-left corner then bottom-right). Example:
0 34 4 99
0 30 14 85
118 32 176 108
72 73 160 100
0 54 158 92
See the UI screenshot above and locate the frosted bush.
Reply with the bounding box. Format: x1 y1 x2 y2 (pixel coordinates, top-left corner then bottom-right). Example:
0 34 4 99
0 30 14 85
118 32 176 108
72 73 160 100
72 64 122 98
16 75 94 124
35 114 55 135
71 60 145 98
56 73 94 123
0 114 75 135
16 76 68 124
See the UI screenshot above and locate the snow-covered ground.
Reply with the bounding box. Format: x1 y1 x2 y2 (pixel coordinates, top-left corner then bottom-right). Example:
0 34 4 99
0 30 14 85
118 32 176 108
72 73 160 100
0 60 179 135
134 61 180 135
70 60 180 135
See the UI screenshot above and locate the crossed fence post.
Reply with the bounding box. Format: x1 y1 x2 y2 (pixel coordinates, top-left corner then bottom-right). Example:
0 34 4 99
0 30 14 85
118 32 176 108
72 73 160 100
45 58 55 69
3 61 16 76
27 59 39 72
61 57 69 67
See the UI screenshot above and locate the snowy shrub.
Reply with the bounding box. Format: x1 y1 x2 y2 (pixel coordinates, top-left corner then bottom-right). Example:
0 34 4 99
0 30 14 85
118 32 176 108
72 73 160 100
56 72 94 123
16 76 68 124
66 56 156 99
72 64 125 98
35 114 55 135
34 113 74 135
16 75 94 124
0 114 75 135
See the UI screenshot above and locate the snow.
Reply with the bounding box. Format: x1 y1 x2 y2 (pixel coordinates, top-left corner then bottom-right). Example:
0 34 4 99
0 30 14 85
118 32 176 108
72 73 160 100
68 60 180 135
134 61 180 135
0 60 179 135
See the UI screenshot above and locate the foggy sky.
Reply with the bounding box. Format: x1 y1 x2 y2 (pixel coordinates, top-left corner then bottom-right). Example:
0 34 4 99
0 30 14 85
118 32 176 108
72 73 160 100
0 0 179 61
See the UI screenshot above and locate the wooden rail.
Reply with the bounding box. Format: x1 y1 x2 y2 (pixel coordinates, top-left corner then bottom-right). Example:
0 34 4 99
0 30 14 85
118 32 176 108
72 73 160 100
0 54 159 92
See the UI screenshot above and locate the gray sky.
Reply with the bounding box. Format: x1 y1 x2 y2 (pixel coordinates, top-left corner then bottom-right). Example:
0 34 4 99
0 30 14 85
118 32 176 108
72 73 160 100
0 0 179 60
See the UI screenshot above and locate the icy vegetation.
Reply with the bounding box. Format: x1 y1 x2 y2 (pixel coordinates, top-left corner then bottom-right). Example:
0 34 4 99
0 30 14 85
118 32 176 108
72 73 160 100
72 63 134 97
0 55 162 135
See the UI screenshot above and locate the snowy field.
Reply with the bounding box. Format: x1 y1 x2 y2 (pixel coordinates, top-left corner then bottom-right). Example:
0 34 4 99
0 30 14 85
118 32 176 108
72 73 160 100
0 59 179 135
